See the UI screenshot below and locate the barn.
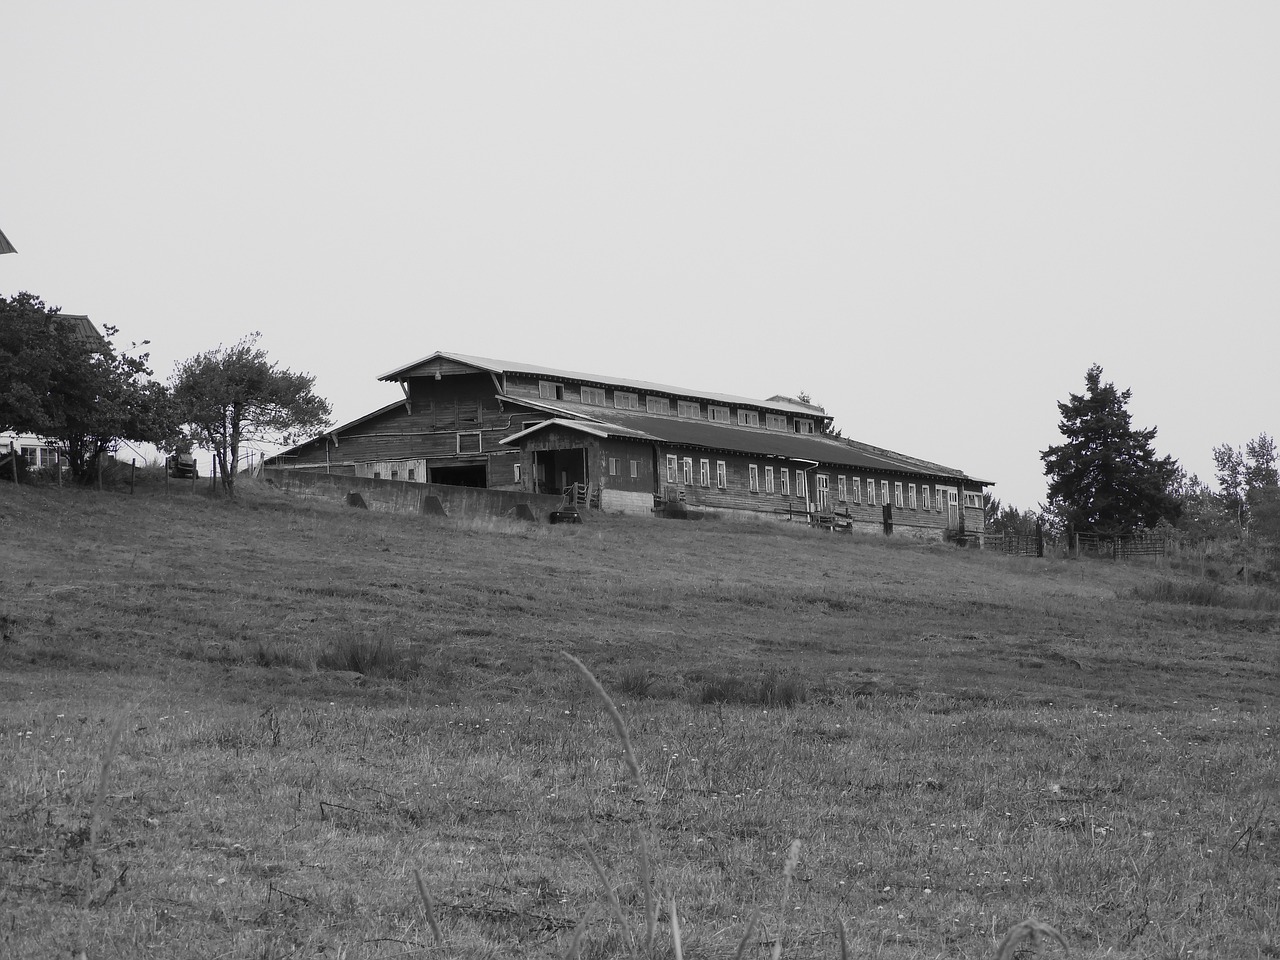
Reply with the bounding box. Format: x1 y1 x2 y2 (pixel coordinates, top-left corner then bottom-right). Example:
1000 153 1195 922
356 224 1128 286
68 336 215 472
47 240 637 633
270 351 991 534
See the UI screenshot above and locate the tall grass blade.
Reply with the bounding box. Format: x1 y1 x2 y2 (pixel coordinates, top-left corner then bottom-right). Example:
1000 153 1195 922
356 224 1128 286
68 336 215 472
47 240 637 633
836 917 849 960
562 904 597 960
770 839 802 960
412 868 443 944
671 897 683 960
563 652 642 787
733 908 761 960
585 846 636 960
635 825 657 952
76 712 126 957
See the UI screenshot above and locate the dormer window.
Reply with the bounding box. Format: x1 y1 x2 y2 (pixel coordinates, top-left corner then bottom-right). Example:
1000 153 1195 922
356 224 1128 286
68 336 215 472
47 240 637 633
737 410 759 427
794 419 814 434
709 405 730 423
539 380 564 401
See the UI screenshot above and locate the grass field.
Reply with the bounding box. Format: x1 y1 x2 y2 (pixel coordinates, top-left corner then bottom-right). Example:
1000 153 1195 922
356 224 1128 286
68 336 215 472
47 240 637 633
2 477 1277 959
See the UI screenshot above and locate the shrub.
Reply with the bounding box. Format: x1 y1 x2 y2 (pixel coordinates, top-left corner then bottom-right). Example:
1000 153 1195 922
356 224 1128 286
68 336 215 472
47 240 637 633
1134 578 1280 611
316 639 423 679
697 672 807 707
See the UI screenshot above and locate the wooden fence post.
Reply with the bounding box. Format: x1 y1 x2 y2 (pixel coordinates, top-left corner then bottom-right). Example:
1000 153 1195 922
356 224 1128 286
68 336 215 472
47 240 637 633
8 442 16 485
130 458 136 495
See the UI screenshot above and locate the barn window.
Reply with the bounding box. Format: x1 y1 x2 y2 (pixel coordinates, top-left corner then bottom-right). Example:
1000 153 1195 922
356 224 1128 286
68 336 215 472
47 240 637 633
391 469 399 480
867 479 875 505
909 484 917 509
646 396 672 415
765 466 775 493
708 405 730 423
749 464 759 493
849 477 860 504
608 458 619 476
766 414 788 431
780 468 790 496
666 455 678 483
920 484 930 510
408 468 416 481
682 458 693 485
737 410 759 427
614 391 640 410
699 459 710 487
678 401 701 418
630 460 639 479
883 481 891 507
795 470 808 499
539 380 564 401
716 461 727 489
894 482 904 508
581 386 606 406
457 432 482 454
838 476 847 502
373 471 381 480
513 463 521 483
794 419 814 434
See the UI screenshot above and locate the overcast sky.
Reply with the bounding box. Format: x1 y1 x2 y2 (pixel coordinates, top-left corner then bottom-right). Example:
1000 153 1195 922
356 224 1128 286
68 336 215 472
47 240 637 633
4 3 1277 508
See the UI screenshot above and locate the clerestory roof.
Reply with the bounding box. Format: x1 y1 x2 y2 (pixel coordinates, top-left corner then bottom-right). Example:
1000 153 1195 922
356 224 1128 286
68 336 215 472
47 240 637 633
379 351 828 419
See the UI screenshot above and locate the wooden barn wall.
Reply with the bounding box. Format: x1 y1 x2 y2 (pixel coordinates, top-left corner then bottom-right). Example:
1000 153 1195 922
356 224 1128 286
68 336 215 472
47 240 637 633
597 438 655 494
652 445 967 530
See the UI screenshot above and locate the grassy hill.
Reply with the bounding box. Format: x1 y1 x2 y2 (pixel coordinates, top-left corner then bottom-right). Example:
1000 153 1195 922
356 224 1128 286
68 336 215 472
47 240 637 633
2 479 1276 959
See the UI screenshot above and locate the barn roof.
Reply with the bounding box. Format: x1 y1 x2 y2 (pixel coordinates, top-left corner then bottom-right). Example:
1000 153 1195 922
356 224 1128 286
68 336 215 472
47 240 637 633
379 351 828 419
502 406 989 483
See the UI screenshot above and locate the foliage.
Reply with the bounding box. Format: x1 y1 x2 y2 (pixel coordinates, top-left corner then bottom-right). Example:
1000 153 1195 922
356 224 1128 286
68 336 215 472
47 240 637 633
170 333 331 496
1040 364 1181 534
797 390 843 439
1169 467 1235 539
1213 432 1278 531
0 292 76 435
0 292 176 481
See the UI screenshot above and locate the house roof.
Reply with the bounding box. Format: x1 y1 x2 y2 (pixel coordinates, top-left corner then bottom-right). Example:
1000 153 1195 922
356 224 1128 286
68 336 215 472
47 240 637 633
61 315 100 342
504 404 989 483
379 350 828 419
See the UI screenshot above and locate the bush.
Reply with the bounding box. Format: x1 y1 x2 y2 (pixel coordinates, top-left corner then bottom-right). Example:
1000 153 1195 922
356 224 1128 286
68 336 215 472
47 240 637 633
1134 579 1280 611
697 672 807 707
316 639 424 679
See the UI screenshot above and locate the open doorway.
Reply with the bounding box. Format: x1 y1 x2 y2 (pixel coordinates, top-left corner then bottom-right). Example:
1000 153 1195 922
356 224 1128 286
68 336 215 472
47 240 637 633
430 463 487 487
532 448 587 494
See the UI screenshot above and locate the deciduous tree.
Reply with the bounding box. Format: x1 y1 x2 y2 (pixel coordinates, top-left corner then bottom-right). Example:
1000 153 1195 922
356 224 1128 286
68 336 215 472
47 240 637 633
171 333 331 496
1 292 175 480
1040 364 1180 534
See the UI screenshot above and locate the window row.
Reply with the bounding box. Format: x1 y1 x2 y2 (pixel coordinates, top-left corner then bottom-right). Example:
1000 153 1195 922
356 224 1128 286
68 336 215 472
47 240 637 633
537 379 812 430
658 454 960 511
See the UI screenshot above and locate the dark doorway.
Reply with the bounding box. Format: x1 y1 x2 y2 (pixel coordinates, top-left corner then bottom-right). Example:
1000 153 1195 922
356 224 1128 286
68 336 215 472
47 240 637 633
430 463 487 487
532 448 587 494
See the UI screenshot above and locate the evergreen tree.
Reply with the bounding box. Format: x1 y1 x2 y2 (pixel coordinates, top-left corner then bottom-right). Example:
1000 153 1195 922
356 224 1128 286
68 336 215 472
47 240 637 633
1040 364 1180 533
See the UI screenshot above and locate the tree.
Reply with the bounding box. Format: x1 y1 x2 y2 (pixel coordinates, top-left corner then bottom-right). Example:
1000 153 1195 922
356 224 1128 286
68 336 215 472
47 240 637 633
1040 364 1180 534
1212 432 1277 529
0 292 81 435
171 333 331 496
796 391 843 439
1 292 176 481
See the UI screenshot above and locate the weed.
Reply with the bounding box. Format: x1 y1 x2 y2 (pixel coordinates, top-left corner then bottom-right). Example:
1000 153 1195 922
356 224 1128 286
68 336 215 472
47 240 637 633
697 672 807 707
1135 578 1280 611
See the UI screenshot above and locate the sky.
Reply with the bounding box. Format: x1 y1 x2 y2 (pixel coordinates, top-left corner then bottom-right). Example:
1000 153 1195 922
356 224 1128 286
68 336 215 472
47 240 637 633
4 3 1278 509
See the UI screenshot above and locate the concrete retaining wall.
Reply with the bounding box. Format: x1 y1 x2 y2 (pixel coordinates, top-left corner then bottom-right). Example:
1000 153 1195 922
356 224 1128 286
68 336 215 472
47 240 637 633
265 468 567 521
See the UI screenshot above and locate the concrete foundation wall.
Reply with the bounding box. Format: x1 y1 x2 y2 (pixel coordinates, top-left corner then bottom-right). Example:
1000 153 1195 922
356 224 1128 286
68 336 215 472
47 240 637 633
601 488 655 515
265 468 566 521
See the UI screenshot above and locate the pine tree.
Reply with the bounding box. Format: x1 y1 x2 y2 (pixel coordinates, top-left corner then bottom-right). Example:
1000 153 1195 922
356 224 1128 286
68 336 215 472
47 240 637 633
1040 365 1180 534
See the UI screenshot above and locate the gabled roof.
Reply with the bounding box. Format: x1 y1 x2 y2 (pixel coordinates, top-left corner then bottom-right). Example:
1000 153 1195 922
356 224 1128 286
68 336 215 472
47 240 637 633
500 418 655 445
379 350 827 419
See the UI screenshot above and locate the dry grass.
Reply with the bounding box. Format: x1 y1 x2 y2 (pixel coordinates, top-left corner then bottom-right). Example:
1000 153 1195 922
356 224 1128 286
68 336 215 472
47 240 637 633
1 479 1277 958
